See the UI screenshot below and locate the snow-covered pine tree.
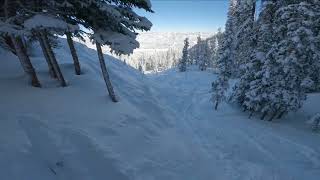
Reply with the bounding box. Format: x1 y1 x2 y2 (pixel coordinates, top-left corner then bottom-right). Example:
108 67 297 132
199 40 209 71
233 0 256 76
307 0 320 92
215 0 238 78
211 0 238 109
211 76 229 110
206 36 217 69
265 1 320 120
195 36 202 65
232 0 277 117
79 0 153 102
238 0 320 121
179 38 189 72
213 29 224 69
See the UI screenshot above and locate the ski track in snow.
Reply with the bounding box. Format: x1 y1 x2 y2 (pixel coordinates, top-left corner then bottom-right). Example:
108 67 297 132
148 70 320 180
18 115 130 180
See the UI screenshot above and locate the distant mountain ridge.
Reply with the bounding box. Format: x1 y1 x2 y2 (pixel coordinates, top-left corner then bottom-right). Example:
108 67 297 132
135 32 215 51
82 31 216 71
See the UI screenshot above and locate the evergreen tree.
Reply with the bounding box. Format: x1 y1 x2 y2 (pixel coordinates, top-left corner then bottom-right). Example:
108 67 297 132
83 0 153 102
211 76 229 110
199 40 209 71
211 0 240 109
179 38 189 72
215 0 238 79
231 0 273 114
232 0 320 120
195 36 202 65
234 0 256 76
263 1 320 119
213 29 224 69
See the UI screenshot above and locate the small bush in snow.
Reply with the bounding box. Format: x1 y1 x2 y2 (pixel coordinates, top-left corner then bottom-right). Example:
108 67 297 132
310 113 320 132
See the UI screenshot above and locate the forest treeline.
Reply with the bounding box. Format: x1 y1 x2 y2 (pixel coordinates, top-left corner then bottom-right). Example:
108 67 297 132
210 0 320 121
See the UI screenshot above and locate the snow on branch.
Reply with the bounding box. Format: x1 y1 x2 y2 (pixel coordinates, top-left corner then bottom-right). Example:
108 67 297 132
0 21 25 36
93 29 139 55
23 14 68 34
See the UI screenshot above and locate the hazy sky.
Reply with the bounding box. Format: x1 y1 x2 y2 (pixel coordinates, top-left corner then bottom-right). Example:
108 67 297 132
136 0 230 32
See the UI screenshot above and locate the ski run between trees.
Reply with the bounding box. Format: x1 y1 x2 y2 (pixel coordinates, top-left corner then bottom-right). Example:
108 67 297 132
1 38 320 180
1 0 320 179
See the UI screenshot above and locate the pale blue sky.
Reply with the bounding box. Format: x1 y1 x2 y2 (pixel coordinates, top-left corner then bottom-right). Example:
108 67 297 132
136 0 230 32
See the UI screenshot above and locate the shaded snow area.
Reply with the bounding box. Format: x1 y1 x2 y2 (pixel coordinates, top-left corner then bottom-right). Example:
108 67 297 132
1 39 320 180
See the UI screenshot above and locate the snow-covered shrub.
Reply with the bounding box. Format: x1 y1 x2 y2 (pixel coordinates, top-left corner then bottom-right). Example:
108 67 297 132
211 76 229 110
310 113 320 132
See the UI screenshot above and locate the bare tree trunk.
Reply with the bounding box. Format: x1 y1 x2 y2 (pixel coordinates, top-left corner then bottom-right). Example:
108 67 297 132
276 111 285 119
96 42 118 102
249 111 254 119
261 111 267 120
214 102 219 110
37 32 57 78
268 111 278 121
11 36 41 87
40 31 67 87
252 1 256 19
243 107 247 112
2 35 16 54
66 32 81 75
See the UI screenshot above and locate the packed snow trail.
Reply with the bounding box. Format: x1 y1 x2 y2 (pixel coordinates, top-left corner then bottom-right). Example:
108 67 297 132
148 69 320 180
1 39 320 180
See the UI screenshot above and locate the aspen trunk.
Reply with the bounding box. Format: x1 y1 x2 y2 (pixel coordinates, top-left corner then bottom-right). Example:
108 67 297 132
11 36 41 87
96 42 118 102
40 31 67 87
66 32 81 75
37 33 57 78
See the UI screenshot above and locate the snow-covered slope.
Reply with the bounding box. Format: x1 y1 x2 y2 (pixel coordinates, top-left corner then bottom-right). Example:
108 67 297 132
1 39 320 180
149 68 320 180
0 39 178 180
